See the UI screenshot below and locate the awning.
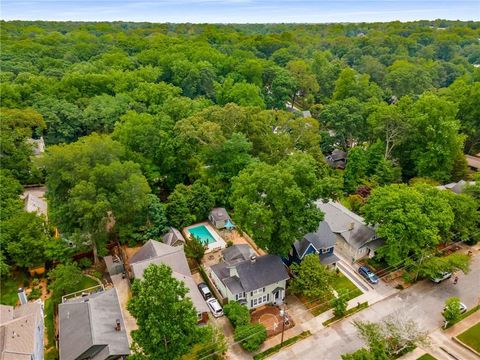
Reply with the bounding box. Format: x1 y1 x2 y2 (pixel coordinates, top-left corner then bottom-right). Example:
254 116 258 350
225 219 235 229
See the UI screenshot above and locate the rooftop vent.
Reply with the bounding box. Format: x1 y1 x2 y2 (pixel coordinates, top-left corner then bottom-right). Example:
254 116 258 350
250 255 257 264
17 288 28 305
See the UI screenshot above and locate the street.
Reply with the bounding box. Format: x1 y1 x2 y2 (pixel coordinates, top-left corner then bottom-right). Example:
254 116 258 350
270 251 480 360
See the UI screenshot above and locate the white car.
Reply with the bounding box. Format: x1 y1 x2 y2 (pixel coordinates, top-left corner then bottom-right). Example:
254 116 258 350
206 298 224 318
431 272 452 284
444 302 467 314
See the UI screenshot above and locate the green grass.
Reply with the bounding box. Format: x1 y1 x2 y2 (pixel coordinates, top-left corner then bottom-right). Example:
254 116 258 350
457 322 480 353
444 305 480 329
45 297 55 349
332 273 363 300
417 354 437 360
75 275 99 292
1 271 29 305
253 331 311 360
323 302 368 326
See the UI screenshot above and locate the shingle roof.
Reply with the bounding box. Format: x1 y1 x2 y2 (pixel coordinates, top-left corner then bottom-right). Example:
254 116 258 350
294 221 336 257
222 244 254 265
209 208 230 222
211 252 289 294
59 288 130 360
130 240 208 314
436 180 476 194
319 252 340 265
0 302 42 360
162 227 185 246
316 201 375 249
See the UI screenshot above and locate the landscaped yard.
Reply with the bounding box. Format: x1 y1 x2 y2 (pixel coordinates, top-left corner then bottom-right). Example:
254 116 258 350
300 272 363 316
0 271 29 305
75 275 100 292
457 322 480 353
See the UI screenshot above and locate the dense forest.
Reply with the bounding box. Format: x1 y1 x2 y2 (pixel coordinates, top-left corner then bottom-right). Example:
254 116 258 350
1 20 480 274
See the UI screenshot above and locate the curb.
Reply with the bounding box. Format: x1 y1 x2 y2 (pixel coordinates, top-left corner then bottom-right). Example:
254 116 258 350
452 336 480 357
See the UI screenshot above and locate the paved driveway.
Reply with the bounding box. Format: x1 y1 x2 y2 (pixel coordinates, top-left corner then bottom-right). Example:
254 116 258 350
270 250 480 360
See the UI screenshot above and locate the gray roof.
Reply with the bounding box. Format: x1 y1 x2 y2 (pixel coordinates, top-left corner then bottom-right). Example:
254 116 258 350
360 237 385 251
222 244 254 265
329 149 347 162
162 227 185 246
319 252 340 265
209 208 230 222
436 180 476 194
211 253 289 294
130 240 208 314
59 288 130 360
302 110 312 118
316 201 375 250
294 221 336 258
0 302 43 360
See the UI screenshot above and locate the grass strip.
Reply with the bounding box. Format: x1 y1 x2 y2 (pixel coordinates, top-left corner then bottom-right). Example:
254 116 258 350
323 302 369 326
253 331 312 360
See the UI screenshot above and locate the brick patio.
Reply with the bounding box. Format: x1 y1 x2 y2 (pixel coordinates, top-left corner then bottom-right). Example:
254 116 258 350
251 305 295 337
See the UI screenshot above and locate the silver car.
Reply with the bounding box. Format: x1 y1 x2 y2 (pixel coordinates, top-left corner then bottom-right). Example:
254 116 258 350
206 298 224 318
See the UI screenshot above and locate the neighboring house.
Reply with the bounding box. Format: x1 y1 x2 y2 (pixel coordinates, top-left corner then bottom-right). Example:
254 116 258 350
58 288 130 360
162 227 185 247
26 137 45 157
22 187 48 219
209 245 289 309
326 149 347 170
208 208 234 229
0 291 44 360
129 240 209 323
287 221 339 267
436 180 476 194
317 201 382 261
466 154 480 172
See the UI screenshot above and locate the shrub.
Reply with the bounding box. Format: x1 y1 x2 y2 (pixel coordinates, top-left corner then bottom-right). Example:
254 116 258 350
32 278 40 287
443 297 462 324
331 288 349 317
234 323 267 352
29 287 42 300
224 301 250 327
226 240 234 247
185 236 206 262
77 258 92 269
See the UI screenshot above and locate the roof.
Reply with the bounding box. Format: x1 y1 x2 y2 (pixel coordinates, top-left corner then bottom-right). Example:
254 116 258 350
294 221 336 257
59 288 130 360
302 110 312 118
329 149 347 162
222 244 254 265
436 180 476 194
0 302 43 360
211 252 289 294
130 240 208 314
466 155 480 170
209 208 230 222
319 252 340 265
360 237 385 251
162 227 185 246
23 193 48 218
316 201 375 250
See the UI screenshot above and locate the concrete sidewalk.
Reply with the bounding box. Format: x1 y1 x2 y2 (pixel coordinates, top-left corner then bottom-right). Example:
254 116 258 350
111 273 137 346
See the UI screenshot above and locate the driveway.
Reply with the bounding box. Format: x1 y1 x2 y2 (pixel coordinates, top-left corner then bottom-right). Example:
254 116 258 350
111 273 137 346
270 250 480 360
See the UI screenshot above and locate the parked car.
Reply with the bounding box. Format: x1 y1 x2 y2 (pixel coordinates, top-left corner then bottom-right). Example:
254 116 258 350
444 302 467 314
431 272 452 284
197 282 212 300
358 266 379 284
206 298 223 318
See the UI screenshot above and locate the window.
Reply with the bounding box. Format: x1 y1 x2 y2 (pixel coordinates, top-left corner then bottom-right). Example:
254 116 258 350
235 292 245 300
251 288 264 296
251 294 269 307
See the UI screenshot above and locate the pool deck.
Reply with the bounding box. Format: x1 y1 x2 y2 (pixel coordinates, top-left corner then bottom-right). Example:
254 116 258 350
183 222 227 253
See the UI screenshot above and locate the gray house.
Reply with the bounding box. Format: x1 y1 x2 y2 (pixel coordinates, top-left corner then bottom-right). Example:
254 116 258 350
209 245 289 309
0 299 44 360
59 288 130 360
208 208 233 229
129 240 209 323
316 201 382 261
289 221 339 267
162 227 185 247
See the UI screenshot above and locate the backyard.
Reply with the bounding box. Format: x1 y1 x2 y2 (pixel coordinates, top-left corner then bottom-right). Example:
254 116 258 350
457 322 480 353
0 271 29 305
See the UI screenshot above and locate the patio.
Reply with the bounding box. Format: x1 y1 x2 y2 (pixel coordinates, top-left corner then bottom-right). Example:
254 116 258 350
251 305 295 337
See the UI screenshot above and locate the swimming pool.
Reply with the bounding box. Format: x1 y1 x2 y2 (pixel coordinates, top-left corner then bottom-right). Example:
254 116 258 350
188 225 216 245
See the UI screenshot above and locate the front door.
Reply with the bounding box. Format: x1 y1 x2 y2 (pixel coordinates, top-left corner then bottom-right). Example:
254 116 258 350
273 289 283 304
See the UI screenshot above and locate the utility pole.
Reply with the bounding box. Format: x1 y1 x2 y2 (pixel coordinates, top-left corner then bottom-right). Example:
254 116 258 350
280 306 286 348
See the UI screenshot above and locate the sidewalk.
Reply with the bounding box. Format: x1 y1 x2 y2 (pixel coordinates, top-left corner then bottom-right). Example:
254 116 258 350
111 273 137 346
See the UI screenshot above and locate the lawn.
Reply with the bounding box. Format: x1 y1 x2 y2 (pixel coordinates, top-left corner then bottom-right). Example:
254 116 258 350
332 273 363 301
44 297 55 348
417 354 437 360
75 275 99 292
1 271 29 305
457 322 480 353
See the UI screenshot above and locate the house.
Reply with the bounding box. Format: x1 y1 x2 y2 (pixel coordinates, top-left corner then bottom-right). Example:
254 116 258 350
22 187 48 219
436 180 476 194
287 221 339 267
0 289 44 360
129 240 209 323
58 288 130 360
208 208 234 229
466 154 480 171
326 149 347 170
26 137 45 156
209 245 289 309
316 201 382 261
162 227 185 246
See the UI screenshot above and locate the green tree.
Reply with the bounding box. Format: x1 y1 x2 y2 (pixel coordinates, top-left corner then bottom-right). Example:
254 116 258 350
234 323 267 352
443 297 462 325
333 67 382 102
418 253 470 280
184 236 206 262
290 254 335 299
128 264 201 360
385 60 433 97
331 288 349 318
223 301 251 327
48 263 83 304
344 147 368 193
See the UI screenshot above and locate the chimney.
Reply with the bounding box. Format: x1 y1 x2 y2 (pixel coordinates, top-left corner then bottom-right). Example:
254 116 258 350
18 288 27 305
348 222 355 231
115 319 121 332
250 255 257 264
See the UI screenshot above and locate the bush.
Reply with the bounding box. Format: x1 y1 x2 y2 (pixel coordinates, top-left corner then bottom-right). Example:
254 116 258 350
226 240 234 247
77 258 92 269
29 287 42 300
234 323 267 352
224 301 250 327
32 278 40 287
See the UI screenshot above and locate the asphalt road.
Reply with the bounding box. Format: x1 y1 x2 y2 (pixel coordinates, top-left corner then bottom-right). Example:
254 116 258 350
270 251 480 360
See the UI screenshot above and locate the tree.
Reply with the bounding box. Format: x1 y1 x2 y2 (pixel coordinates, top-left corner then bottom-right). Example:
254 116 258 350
230 155 327 255
417 253 470 280
223 301 251 327
341 348 375 360
290 254 335 299
286 59 319 106
333 67 382 102
443 297 462 325
48 263 83 304
344 147 368 193
128 264 201 360
384 60 433 97
184 236 206 262
331 288 349 318
363 184 454 266
439 191 479 242
234 323 267 352
184 325 227 360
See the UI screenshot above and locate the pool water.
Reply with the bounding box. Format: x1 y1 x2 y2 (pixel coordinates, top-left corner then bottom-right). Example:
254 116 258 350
188 225 216 245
